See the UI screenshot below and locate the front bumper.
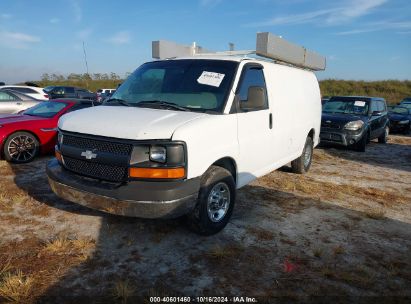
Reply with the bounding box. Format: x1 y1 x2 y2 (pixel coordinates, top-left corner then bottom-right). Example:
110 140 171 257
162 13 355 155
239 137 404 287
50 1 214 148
46 159 200 218
319 127 365 146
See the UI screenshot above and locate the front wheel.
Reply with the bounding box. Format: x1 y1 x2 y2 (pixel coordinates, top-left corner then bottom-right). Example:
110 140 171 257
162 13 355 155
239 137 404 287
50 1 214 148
3 131 39 163
378 126 389 144
186 166 236 236
291 136 313 174
354 132 368 152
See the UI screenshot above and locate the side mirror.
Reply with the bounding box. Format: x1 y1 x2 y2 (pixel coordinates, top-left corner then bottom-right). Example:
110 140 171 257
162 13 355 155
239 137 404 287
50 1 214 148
240 86 265 110
372 111 382 116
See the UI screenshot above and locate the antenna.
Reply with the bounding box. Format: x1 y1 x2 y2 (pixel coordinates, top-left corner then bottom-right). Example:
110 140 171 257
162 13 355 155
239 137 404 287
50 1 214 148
82 41 89 75
82 41 90 89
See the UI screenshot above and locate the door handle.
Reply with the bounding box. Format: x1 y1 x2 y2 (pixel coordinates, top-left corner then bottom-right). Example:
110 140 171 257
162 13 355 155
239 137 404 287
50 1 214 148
269 113 273 129
16 102 22 105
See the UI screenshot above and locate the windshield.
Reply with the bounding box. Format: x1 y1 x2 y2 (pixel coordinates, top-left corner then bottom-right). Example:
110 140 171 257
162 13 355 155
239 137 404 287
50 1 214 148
390 106 410 114
23 101 67 118
108 59 238 112
323 98 369 115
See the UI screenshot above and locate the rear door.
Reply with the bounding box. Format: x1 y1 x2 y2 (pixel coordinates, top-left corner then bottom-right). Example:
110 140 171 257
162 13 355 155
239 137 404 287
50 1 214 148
369 100 381 139
235 64 273 186
0 91 22 113
65 87 76 98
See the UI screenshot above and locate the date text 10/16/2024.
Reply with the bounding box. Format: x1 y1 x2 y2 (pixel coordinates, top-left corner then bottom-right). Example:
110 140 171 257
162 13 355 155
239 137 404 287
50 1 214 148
150 296 258 303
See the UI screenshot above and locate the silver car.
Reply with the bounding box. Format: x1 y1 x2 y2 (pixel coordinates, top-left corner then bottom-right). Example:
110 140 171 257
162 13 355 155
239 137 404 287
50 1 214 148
0 89 41 114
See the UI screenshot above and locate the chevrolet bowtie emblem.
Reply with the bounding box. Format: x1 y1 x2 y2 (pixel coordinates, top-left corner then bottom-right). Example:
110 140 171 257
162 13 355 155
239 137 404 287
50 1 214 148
81 150 97 160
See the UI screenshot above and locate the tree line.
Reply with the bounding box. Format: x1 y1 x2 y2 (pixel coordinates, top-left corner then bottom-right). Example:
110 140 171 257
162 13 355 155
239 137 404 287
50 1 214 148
40 72 131 82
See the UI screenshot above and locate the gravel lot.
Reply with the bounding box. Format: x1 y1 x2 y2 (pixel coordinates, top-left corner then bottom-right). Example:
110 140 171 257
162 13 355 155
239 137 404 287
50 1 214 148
0 135 410 303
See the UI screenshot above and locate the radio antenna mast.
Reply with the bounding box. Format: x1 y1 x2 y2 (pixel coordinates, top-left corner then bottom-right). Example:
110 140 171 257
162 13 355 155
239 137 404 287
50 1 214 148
82 41 89 88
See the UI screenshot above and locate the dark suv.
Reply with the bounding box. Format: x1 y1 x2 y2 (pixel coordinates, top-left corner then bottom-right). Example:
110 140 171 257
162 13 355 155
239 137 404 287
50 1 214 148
48 86 97 101
320 96 389 152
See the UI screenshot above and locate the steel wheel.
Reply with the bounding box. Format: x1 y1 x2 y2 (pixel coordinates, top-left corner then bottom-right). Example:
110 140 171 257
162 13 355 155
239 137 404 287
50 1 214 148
303 143 312 168
5 133 38 163
207 182 230 223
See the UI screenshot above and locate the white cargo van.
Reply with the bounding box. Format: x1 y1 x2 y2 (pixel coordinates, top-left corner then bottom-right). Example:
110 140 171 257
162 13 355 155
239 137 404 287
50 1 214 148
47 33 324 235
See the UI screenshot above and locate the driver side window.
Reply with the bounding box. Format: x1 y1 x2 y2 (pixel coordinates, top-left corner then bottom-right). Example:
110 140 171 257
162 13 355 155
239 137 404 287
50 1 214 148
370 101 378 113
237 67 268 111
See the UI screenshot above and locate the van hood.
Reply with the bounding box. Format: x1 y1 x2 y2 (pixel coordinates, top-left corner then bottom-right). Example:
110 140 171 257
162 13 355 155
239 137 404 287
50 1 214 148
58 105 206 140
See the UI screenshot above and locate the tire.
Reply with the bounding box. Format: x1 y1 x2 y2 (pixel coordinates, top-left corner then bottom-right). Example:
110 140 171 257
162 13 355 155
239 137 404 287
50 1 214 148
354 132 368 152
291 136 313 174
3 131 39 163
378 126 389 144
186 166 236 236
403 124 411 135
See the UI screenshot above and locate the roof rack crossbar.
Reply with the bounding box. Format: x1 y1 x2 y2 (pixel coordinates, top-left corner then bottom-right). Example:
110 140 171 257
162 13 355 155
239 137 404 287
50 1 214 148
152 32 326 71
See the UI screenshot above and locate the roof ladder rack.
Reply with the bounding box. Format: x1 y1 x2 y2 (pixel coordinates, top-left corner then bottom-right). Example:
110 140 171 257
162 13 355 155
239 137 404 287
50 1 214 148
152 32 326 71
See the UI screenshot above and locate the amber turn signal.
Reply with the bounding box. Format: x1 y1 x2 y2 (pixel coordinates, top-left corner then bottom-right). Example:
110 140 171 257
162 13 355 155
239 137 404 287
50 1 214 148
129 167 185 179
55 150 63 163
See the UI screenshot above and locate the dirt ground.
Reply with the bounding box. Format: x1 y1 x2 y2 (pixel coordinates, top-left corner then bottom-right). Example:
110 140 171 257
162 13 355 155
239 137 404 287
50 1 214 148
0 135 410 303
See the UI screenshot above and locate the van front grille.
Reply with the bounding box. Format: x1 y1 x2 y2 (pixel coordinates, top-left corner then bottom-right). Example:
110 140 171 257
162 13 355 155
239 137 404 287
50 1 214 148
63 156 127 182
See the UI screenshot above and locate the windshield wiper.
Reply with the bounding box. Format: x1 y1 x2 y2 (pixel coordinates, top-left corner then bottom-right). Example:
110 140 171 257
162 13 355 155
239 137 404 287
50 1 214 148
105 98 131 107
136 100 189 112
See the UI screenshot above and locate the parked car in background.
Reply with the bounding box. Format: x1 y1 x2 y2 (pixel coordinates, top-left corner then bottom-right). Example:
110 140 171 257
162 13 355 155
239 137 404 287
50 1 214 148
388 106 411 134
399 99 411 110
320 96 389 152
48 86 97 101
97 88 116 102
400 97 411 104
0 85 48 100
43 86 56 94
0 90 42 114
0 99 97 163
321 96 331 105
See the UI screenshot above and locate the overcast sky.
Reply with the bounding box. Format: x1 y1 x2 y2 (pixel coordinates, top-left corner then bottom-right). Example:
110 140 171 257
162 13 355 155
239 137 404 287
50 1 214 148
1 0 410 83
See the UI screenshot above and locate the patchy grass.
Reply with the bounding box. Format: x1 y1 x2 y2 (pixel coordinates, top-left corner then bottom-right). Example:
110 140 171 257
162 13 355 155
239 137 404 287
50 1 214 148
365 209 386 220
43 236 95 260
206 244 243 261
0 270 34 303
333 245 345 255
247 227 275 241
313 247 323 258
112 280 136 304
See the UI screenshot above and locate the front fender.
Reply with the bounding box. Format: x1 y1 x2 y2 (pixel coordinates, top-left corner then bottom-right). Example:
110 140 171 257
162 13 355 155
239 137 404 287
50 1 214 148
171 114 239 180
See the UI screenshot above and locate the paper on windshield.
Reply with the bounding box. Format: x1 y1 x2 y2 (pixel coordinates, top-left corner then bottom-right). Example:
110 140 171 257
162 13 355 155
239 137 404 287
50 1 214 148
354 101 366 107
197 71 225 87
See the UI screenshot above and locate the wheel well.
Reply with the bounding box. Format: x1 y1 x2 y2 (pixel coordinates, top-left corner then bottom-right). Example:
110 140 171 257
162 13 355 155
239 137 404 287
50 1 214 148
212 157 237 184
308 129 315 139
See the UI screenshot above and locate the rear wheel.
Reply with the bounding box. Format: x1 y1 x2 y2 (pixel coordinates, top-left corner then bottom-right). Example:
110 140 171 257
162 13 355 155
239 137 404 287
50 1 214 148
291 136 313 174
3 131 39 163
186 166 235 236
378 126 389 144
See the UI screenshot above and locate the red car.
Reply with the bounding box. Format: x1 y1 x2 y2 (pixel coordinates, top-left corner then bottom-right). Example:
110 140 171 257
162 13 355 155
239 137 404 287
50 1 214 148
0 99 96 163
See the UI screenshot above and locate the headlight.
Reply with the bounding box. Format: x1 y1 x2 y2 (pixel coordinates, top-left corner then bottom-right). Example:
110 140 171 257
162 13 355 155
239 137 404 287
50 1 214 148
399 120 410 124
344 120 364 131
150 146 166 163
57 132 63 145
129 143 186 179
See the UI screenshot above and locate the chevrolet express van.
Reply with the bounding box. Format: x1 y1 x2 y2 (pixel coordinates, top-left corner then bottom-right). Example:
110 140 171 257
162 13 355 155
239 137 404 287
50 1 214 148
47 37 323 235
